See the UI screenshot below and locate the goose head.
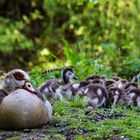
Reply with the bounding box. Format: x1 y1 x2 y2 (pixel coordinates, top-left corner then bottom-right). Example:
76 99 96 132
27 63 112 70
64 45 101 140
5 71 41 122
2 69 29 92
1 69 40 97
62 67 77 84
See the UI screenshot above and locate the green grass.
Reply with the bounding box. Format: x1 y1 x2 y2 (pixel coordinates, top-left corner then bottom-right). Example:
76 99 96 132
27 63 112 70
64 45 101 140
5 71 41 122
50 99 140 140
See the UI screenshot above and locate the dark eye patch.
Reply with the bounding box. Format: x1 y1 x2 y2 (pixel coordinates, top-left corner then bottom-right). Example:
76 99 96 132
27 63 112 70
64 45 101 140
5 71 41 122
13 72 24 80
68 72 72 75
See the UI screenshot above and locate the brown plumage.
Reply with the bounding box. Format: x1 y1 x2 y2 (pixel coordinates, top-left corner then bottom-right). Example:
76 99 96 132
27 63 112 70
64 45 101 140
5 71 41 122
105 79 116 90
72 81 108 107
127 88 140 107
38 67 77 100
108 87 129 107
82 84 108 107
38 79 61 100
124 82 138 93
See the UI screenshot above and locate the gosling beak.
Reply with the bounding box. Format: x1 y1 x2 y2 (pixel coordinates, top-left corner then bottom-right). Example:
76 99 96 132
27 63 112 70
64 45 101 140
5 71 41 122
73 75 78 80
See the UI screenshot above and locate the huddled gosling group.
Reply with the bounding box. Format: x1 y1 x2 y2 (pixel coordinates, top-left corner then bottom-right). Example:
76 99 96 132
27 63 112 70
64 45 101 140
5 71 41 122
39 67 140 108
0 67 139 130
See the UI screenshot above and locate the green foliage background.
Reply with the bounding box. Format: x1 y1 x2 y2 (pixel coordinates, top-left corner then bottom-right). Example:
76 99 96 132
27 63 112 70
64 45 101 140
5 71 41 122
0 0 139 78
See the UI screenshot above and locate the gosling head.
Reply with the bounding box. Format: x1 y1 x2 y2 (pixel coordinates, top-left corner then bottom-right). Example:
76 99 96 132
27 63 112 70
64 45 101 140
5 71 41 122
105 79 116 90
62 67 77 84
111 76 121 82
86 74 100 82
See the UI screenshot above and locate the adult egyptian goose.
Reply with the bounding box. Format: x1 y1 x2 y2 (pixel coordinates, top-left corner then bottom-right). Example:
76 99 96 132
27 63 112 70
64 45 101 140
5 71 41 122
0 69 52 130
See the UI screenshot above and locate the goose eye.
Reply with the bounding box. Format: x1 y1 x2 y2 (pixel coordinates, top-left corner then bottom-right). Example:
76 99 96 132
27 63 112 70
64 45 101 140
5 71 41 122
24 82 35 93
26 83 33 88
13 72 24 80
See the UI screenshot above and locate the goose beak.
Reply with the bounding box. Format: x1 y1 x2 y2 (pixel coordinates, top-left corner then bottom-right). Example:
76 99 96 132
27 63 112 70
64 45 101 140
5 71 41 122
23 81 36 93
23 81 45 101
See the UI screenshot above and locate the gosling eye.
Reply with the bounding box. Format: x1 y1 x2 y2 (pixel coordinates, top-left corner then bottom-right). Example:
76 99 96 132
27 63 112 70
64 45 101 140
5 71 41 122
68 72 75 78
68 72 72 76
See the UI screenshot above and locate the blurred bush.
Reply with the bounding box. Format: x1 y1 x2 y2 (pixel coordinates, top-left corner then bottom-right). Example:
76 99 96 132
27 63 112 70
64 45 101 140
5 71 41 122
0 0 139 78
